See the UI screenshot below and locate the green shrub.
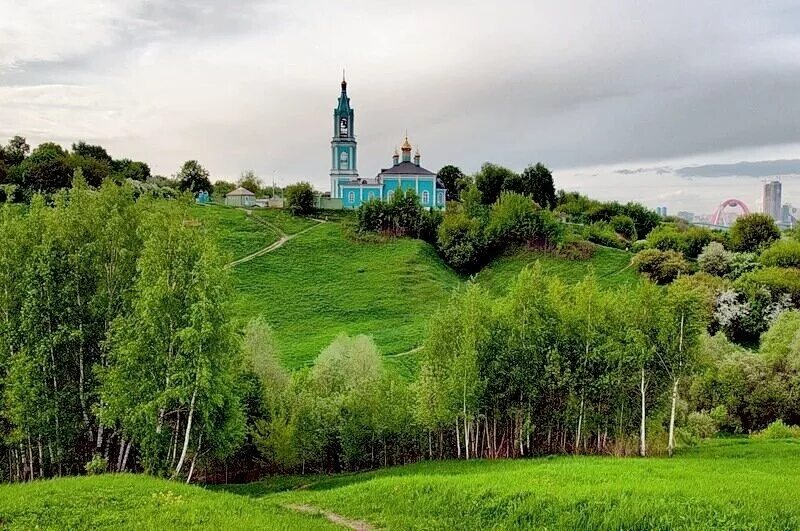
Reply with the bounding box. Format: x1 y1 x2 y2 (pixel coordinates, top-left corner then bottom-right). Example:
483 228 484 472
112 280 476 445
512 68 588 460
730 213 781 252
752 419 800 439
632 248 691 284
760 239 800 268
736 266 800 304
437 212 486 273
647 225 686 253
586 221 626 249
85 454 108 475
284 182 315 215
698 242 734 277
687 411 718 439
610 214 637 240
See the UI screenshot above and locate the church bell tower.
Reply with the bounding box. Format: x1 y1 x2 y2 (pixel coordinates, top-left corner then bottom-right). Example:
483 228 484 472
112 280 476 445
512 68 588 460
330 73 357 198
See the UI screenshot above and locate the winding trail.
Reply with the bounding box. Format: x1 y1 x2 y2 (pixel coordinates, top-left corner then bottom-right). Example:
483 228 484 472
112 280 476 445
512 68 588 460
225 215 325 269
284 504 376 531
387 345 422 358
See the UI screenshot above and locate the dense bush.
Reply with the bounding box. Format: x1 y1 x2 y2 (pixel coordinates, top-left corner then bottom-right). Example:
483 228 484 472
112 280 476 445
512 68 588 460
752 420 800 439
585 221 626 249
356 189 434 239
486 192 562 250
647 225 721 259
610 215 637 240
556 192 660 239
760 239 800 268
284 182 315 215
736 267 800 305
686 411 718 439
729 213 781 252
437 212 487 273
632 248 691 284
698 242 734 277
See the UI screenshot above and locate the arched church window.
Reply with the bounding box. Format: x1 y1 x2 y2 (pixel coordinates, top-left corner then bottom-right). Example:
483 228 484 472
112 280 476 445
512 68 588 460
348 191 355 203
422 191 430 204
437 191 444 205
368 192 375 200
340 151 349 170
387 190 394 200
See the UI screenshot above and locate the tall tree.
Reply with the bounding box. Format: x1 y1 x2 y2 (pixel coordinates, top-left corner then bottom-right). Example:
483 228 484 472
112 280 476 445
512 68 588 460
4 136 30 166
176 160 212 194
474 163 517 205
436 165 466 201
71 141 112 163
520 163 556 209
19 143 72 194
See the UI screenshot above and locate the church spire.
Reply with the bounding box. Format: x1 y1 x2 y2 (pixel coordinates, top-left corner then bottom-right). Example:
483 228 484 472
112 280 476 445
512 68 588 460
341 69 347 91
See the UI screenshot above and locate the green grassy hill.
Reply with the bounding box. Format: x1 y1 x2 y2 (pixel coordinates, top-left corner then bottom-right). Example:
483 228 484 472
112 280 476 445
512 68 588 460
190 206 637 369
230 221 460 370
188 204 280 261
2 440 798 530
475 246 637 296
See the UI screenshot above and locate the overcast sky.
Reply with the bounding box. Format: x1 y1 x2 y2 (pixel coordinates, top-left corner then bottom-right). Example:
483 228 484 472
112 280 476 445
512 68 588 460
2 0 800 214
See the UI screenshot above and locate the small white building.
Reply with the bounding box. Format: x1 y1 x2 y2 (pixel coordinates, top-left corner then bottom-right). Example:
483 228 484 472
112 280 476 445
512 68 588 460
225 187 256 207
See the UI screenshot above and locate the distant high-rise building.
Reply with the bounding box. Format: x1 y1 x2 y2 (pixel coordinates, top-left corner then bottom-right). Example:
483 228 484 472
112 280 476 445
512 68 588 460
763 181 782 222
657 206 668 217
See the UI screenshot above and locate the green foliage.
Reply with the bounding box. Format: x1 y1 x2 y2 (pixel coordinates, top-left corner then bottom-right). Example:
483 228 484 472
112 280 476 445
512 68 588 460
487 192 561 249
112 159 151 182
85 454 109 475
610 214 637 240
211 180 235 200
698 242 734 277
283 182 315 215
736 266 800 305
556 192 660 239
632 248 691 284
760 239 800 268
686 411 718 439
238 170 263 196
586 221 626 249
752 420 800 439
19 142 73 194
177 160 212 194
436 211 487 273
436 164 467 201
474 162 518 205
730 213 781 252
3 135 30 166
519 162 557 209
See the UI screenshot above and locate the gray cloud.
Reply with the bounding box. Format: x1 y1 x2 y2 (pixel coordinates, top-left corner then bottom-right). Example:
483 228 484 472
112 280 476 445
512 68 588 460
3 0 800 195
675 160 800 178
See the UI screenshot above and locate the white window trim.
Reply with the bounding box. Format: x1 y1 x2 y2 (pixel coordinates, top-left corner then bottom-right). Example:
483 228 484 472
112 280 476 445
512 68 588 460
422 190 430 204
348 191 355 203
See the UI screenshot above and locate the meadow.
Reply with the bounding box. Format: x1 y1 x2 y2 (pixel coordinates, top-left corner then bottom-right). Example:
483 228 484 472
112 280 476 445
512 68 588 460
188 204 280 261
1 439 797 530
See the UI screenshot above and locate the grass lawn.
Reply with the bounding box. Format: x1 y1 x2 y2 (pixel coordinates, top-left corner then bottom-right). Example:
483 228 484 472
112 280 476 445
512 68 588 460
230 222 460 369
250 208 319 235
2 440 797 529
475 246 638 296
242 439 800 530
0 473 335 530
188 204 279 261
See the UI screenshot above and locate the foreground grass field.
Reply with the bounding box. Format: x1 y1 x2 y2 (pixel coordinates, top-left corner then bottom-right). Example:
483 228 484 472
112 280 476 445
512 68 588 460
1 440 797 530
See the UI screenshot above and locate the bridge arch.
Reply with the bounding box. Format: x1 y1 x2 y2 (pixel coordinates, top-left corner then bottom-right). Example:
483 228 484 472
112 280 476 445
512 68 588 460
710 198 750 226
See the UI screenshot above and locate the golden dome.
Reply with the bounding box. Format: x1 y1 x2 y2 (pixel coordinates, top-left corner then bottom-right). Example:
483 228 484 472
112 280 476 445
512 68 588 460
401 135 412 151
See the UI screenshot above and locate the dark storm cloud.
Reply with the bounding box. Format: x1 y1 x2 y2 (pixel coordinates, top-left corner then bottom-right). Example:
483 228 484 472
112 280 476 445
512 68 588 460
675 159 800 178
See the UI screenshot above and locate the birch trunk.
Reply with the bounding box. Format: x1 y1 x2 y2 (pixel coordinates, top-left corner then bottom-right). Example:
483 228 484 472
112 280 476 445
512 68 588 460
455 420 461 459
640 367 646 457
174 385 197 477
668 312 685 457
668 376 679 457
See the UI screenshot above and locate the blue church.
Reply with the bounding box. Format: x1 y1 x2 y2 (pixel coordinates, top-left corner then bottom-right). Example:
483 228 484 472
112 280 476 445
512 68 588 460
329 77 446 209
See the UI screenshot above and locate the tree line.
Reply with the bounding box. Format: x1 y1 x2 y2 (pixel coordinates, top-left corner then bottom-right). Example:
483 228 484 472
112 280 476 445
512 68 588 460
0 178 244 481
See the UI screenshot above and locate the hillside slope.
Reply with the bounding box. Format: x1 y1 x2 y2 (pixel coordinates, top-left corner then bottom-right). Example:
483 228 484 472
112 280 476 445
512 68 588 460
230 222 460 369
1 440 797 530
